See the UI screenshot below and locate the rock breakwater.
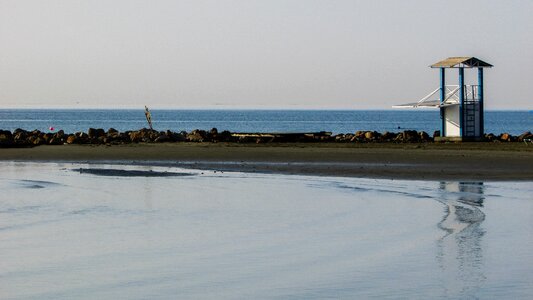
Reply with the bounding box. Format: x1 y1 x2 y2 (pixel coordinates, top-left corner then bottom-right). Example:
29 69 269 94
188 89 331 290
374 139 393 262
0 128 531 148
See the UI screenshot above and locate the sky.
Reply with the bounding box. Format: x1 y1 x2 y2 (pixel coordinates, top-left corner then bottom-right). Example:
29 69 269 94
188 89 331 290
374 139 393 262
1 0 532 109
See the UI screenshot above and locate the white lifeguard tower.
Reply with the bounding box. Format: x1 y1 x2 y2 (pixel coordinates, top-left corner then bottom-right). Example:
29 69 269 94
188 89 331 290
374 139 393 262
395 57 493 141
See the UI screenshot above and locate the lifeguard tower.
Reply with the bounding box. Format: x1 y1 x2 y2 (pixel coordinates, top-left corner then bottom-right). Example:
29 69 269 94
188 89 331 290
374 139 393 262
395 57 493 141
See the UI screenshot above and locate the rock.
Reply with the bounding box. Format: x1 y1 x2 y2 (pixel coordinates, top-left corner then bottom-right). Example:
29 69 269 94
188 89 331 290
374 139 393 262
354 131 365 139
335 134 346 142
404 130 419 142
66 135 78 144
364 131 375 140
88 128 97 138
166 130 186 142
128 128 158 143
129 131 142 143
86 128 105 139
48 137 63 145
48 132 61 142
107 128 119 134
42 133 53 143
419 131 430 141
13 132 27 141
53 130 65 140
484 133 496 142
13 129 28 141
155 134 170 143
187 129 207 142
395 130 419 143
106 131 120 139
518 131 533 142
217 130 233 142
105 128 122 143
343 134 354 142
381 131 396 141
0 130 14 147
499 133 513 142
75 132 89 143
31 136 44 145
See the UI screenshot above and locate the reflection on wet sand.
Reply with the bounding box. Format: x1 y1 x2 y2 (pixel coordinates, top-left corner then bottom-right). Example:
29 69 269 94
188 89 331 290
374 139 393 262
436 182 486 298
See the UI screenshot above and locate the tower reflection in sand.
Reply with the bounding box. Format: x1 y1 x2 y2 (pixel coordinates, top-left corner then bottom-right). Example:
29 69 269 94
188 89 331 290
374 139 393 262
436 182 486 298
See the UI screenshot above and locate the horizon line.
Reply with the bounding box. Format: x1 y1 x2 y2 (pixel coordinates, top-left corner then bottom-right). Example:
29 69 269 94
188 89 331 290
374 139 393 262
0 106 530 111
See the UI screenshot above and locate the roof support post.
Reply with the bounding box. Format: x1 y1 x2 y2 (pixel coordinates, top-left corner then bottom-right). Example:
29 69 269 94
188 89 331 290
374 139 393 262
478 67 484 138
458 67 465 137
440 68 446 137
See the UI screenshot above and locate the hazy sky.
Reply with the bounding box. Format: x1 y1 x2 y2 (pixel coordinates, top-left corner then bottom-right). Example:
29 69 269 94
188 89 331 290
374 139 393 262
1 0 532 109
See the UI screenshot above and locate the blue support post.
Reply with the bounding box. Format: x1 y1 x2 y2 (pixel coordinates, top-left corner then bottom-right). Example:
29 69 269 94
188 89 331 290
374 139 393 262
478 68 484 137
440 68 446 137
458 67 465 137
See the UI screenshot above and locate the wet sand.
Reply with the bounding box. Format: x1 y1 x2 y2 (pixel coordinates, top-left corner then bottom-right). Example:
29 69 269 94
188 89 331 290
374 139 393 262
1 143 533 180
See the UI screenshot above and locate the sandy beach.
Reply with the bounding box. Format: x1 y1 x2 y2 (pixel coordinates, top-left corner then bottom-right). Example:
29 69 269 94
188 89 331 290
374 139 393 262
1 143 533 180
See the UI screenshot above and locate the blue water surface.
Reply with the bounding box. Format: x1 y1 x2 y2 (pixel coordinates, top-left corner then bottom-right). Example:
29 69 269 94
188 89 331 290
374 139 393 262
0 109 531 135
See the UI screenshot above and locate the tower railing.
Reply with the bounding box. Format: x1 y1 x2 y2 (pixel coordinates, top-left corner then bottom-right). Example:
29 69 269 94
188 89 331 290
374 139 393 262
413 85 480 107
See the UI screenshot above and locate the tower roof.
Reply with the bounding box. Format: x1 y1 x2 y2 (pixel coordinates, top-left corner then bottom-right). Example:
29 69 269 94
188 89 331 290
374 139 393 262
430 57 493 68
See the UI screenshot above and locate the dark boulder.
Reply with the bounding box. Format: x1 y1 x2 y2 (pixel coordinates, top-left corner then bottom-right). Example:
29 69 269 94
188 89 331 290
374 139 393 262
394 130 419 143
485 133 496 142
335 134 346 142
87 128 105 139
105 129 121 143
165 130 186 142
381 131 397 142
155 134 171 143
88 128 97 138
217 130 233 142
187 129 207 142
107 128 119 134
342 134 354 142
48 137 63 145
419 131 431 141
518 131 533 142
13 129 28 141
43 133 54 143
129 131 142 143
76 132 89 143
29 136 44 146
0 130 14 147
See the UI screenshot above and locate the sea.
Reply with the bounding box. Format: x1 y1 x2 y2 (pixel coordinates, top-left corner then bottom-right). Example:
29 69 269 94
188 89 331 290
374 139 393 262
0 109 532 135
1 162 533 299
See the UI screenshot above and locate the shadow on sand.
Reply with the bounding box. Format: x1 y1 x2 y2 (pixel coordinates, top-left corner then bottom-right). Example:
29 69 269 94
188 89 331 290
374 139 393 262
74 168 193 177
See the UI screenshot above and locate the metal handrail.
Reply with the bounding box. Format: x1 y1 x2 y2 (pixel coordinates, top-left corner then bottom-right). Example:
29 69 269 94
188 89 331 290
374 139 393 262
416 85 480 106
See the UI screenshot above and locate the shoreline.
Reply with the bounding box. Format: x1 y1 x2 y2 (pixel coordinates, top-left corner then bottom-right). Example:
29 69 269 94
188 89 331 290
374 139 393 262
2 143 533 181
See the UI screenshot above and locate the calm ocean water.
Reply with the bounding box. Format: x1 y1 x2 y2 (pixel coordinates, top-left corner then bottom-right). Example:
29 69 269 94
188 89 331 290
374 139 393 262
0 109 531 135
1 162 533 299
